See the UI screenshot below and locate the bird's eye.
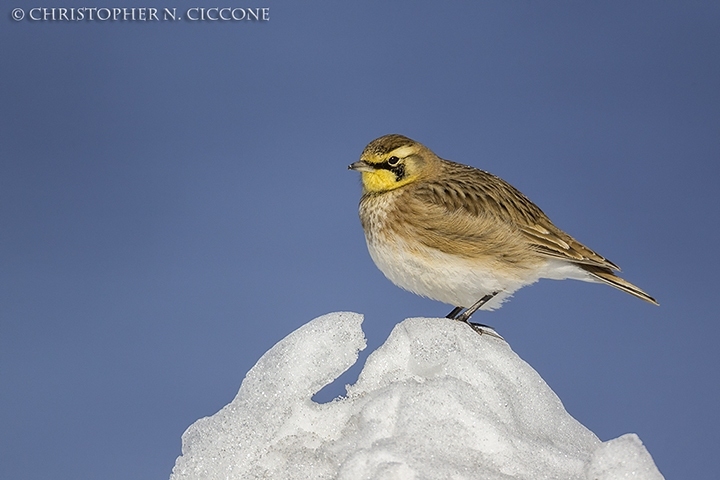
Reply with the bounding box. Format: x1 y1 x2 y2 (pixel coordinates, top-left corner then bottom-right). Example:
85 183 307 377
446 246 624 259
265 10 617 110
388 156 400 166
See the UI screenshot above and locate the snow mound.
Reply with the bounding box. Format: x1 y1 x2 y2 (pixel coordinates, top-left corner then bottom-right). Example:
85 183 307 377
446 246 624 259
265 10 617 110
170 312 664 480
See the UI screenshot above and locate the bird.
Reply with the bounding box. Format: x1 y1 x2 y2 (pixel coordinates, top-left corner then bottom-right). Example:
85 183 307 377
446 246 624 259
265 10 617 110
348 134 657 333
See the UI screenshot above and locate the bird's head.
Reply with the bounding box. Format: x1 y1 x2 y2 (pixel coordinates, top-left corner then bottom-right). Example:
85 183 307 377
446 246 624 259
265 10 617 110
348 134 435 193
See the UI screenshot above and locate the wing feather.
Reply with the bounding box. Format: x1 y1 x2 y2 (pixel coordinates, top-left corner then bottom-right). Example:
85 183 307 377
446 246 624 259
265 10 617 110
403 160 619 271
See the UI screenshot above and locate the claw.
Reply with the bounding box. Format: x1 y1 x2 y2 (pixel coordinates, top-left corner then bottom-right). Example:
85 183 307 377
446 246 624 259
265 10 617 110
445 291 503 339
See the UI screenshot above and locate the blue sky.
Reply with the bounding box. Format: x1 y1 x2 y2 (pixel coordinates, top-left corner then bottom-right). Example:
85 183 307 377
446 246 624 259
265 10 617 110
1 1 718 478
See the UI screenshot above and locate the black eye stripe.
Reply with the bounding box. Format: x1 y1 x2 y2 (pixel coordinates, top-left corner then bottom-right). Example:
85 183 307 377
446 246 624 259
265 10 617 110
374 159 401 171
374 160 406 181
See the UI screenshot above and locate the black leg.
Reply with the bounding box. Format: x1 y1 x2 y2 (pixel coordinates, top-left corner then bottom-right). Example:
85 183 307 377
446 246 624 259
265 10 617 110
446 292 505 339
455 291 499 323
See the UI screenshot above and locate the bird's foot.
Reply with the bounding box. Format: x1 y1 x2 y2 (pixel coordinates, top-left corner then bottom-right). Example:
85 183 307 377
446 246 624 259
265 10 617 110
465 321 505 340
445 291 503 339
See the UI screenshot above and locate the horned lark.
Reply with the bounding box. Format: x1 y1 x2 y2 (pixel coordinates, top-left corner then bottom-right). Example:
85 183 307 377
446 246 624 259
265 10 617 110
349 134 657 331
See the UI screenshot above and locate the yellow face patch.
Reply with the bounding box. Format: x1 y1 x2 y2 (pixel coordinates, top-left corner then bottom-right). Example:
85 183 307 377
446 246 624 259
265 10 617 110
357 145 423 193
361 166 417 193
361 169 401 192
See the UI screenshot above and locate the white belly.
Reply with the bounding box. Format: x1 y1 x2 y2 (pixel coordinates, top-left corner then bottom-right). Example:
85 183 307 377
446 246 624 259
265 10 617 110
365 235 596 311
366 236 517 310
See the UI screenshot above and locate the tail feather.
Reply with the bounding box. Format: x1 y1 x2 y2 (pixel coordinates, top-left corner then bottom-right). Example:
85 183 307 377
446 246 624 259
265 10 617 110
582 265 659 306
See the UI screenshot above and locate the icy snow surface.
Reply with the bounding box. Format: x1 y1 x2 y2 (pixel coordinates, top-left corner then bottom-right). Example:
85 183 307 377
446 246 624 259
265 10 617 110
170 312 664 480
